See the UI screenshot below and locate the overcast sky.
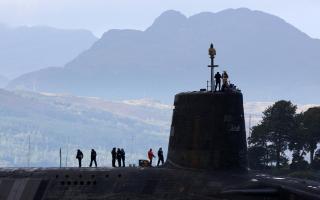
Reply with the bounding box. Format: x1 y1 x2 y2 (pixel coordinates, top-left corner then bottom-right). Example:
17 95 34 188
0 0 319 38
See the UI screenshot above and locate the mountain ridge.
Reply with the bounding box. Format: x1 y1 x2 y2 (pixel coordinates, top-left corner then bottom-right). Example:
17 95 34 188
0 24 97 78
7 8 320 103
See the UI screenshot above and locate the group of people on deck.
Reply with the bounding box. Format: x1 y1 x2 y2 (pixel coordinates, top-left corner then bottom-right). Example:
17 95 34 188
111 148 126 167
75 147 165 168
76 149 98 168
148 147 164 166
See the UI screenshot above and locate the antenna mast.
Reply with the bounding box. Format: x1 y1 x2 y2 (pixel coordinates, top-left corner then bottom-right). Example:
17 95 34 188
208 43 219 92
65 137 69 167
59 148 62 168
249 115 252 137
27 134 31 167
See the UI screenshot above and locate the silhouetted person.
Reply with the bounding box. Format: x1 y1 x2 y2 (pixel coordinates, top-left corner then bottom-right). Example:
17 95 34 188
157 147 164 166
117 148 122 167
89 149 97 167
214 72 221 91
148 148 155 166
111 148 117 167
76 149 83 168
222 71 229 91
120 148 126 167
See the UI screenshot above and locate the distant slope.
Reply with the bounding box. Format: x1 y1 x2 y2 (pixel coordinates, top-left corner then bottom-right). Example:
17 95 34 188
0 25 97 78
0 89 171 167
0 89 317 167
7 8 320 103
0 75 8 88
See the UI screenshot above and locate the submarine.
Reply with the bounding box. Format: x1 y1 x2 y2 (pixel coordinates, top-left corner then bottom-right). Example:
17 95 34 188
0 44 320 200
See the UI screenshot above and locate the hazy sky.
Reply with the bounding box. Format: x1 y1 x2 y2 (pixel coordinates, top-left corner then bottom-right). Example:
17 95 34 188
0 0 319 38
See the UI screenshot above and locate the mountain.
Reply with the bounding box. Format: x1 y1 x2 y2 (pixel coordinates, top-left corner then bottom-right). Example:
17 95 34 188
7 9 320 103
0 24 97 78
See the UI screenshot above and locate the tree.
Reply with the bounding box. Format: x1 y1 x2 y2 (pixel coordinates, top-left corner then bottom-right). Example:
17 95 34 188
262 100 297 168
247 146 268 170
248 123 270 169
289 113 309 170
302 107 320 165
312 149 320 170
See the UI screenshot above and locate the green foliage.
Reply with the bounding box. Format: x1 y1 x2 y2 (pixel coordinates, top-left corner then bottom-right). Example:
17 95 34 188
288 114 306 151
248 123 273 169
247 146 269 170
312 150 320 170
263 100 297 168
290 151 309 170
302 107 320 164
248 100 296 169
248 103 320 171
247 101 320 171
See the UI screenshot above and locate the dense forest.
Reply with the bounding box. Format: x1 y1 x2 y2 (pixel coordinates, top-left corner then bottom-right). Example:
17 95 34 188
248 100 320 170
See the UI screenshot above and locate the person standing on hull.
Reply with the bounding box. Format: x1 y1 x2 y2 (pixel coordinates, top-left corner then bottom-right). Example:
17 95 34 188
157 147 164 166
76 149 83 168
120 148 126 167
111 147 117 167
148 148 155 167
214 72 222 91
89 149 97 167
117 148 122 167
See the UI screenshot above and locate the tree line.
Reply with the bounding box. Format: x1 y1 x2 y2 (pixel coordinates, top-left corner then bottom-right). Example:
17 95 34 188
248 100 320 170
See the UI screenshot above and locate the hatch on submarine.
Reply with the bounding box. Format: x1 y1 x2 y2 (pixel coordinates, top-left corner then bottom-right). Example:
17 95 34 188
0 44 319 200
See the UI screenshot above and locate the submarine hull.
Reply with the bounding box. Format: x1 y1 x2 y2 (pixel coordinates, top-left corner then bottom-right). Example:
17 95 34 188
1 167 319 200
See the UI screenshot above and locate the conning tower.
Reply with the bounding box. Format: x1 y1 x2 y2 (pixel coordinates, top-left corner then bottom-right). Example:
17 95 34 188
166 44 247 171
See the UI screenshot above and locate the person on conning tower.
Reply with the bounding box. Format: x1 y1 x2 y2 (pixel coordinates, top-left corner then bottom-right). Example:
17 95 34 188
222 71 229 91
214 72 222 91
